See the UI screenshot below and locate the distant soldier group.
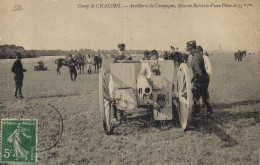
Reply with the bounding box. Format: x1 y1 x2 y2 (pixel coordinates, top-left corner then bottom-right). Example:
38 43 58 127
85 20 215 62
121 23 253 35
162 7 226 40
234 50 246 62
54 53 102 81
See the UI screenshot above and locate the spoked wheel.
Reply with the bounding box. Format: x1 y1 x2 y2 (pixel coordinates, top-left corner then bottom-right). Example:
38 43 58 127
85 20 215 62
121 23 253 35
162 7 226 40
177 63 193 130
99 68 113 134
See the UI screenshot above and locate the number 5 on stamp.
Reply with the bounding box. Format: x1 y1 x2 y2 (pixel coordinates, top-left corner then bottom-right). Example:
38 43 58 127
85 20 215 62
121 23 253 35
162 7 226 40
1 119 37 164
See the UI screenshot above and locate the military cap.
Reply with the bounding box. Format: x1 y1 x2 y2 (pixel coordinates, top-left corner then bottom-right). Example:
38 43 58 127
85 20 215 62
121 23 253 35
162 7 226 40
196 45 203 53
118 44 126 51
16 52 22 59
186 40 196 50
143 50 150 56
150 50 158 56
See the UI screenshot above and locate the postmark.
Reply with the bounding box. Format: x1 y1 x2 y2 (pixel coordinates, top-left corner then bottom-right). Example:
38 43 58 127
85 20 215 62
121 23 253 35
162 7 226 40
1 119 37 164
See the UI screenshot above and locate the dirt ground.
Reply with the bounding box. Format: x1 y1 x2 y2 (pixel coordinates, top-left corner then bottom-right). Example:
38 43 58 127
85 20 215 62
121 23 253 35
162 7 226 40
0 53 259 165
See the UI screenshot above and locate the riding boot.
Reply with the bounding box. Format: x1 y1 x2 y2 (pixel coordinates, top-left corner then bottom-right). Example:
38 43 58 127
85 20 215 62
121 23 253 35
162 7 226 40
203 99 213 115
18 87 23 99
193 99 200 118
14 87 18 97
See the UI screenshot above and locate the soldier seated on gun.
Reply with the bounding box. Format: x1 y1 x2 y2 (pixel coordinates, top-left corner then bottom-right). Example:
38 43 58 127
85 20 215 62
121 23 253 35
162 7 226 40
150 50 160 75
143 50 150 60
113 44 126 63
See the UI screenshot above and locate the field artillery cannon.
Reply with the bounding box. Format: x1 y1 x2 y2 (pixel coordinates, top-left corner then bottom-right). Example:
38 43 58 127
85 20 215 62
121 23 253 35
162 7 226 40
99 60 193 134
34 61 48 71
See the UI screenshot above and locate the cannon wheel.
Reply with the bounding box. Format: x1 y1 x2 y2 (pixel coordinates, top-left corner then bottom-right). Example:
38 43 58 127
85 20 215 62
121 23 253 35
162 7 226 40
99 68 113 134
177 63 193 129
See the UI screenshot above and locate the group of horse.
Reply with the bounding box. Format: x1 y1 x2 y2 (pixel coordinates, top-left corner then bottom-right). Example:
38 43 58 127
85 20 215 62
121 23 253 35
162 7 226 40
234 51 246 62
54 54 102 75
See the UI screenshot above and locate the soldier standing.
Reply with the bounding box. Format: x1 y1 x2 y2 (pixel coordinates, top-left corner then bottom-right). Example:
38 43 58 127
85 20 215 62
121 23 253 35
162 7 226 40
68 54 77 81
86 54 93 74
186 41 213 118
11 52 27 99
98 54 102 68
237 50 242 62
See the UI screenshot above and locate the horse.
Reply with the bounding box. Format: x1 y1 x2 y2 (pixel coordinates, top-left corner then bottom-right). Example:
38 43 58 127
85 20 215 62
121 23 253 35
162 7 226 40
93 55 102 73
55 58 66 75
75 54 85 74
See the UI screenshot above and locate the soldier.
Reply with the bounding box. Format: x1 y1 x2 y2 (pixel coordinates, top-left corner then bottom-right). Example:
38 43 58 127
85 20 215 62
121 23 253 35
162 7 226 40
11 52 27 99
68 54 77 81
98 54 102 68
186 41 213 118
143 50 150 60
237 50 242 62
149 50 160 75
169 46 181 65
113 44 126 63
86 54 93 74
150 50 159 60
77 53 85 74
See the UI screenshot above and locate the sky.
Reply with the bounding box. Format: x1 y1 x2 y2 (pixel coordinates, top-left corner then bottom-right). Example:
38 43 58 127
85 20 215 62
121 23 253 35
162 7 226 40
0 0 259 51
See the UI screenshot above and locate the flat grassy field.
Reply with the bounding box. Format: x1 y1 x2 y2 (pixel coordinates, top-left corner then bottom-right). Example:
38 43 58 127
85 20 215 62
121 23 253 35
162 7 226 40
0 53 259 165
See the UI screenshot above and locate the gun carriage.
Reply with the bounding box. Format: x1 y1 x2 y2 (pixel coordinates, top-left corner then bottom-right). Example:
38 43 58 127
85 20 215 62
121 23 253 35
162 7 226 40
99 59 193 134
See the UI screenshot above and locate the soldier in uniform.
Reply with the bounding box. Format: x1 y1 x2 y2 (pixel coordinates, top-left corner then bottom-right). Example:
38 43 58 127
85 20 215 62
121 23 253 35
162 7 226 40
169 46 182 65
86 54 93 74
68 54 77 81
186 41 213 118
113 44 126 63
143 50 150 60
11 52 27 99
98 54 102 68
237 50 242 62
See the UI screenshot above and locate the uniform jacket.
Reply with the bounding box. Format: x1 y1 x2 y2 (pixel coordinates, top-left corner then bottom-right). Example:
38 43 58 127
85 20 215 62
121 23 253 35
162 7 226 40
191 50 209 85
11 59 26 76
68 59 77 70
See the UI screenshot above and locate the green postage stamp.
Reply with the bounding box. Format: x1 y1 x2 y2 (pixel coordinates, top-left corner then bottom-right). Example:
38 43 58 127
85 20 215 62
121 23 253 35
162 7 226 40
1 119 37 164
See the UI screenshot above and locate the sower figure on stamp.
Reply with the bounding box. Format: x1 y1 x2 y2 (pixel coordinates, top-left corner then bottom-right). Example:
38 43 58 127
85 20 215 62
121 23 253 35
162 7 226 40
186 41 213 118
11 52 27 99
7 123 31 160
68 54 77 81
